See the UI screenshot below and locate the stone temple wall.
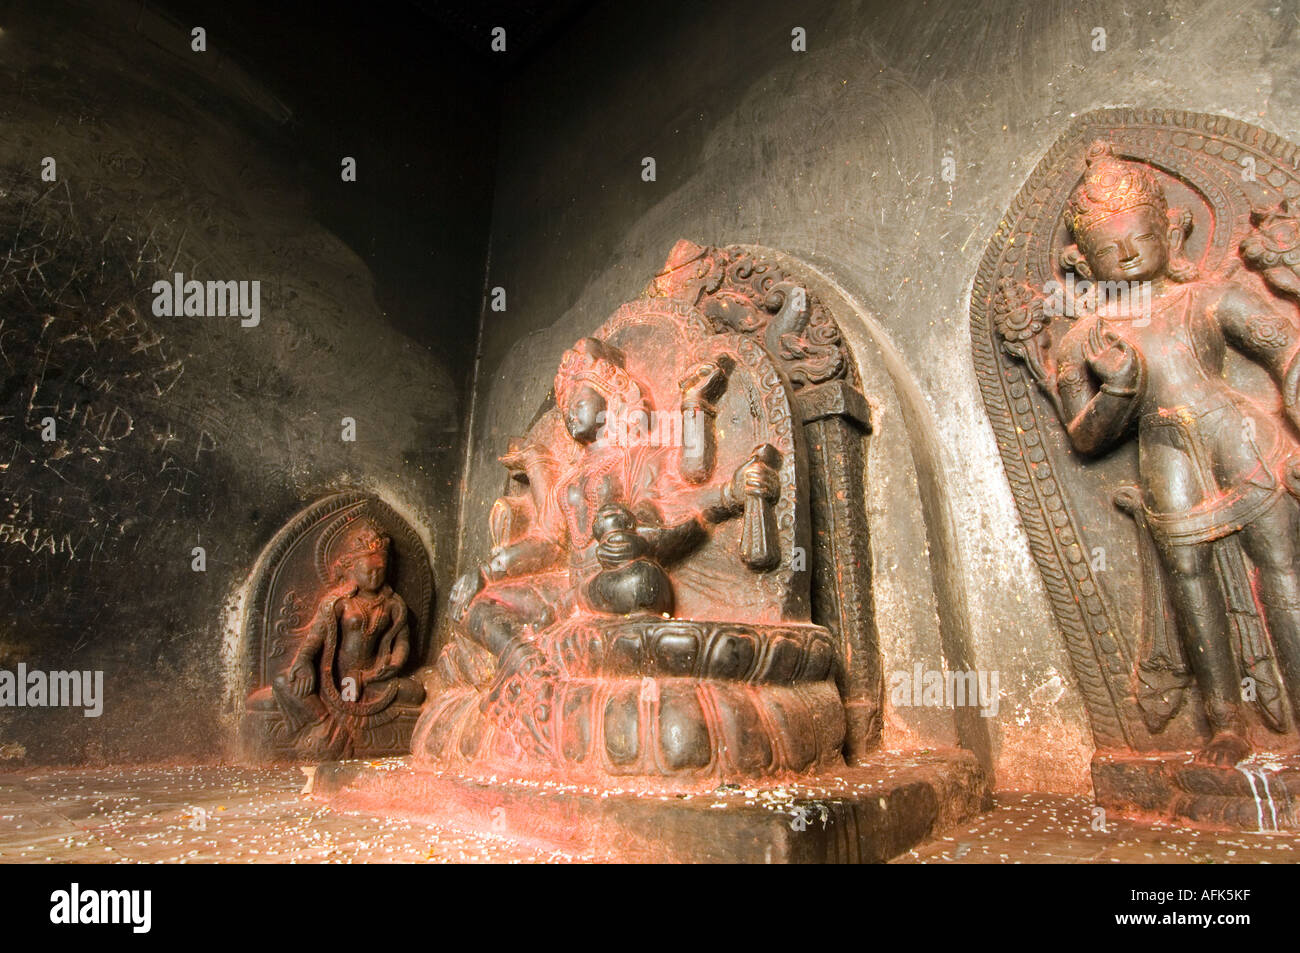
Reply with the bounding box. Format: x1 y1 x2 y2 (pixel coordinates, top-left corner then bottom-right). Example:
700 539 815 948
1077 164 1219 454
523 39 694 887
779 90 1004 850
456 0 1300 792
11 0 1300 794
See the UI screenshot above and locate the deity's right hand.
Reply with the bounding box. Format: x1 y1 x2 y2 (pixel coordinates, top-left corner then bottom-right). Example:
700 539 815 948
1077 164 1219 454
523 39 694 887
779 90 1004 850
1084 323 1141 390
731 447 781 503
285 658 316 697
449 568 487 623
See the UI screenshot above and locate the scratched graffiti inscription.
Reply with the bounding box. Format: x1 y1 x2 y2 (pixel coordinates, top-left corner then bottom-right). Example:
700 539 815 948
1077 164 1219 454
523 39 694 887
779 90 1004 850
0 174 223 607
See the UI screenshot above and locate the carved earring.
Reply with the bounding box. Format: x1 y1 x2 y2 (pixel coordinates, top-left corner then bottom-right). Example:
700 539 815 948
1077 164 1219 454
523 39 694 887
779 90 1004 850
1166 208 1188 253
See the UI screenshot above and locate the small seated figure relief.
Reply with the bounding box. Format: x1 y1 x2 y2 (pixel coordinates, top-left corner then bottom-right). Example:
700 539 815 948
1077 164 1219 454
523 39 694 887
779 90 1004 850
267 520 424 754
241 496 432 762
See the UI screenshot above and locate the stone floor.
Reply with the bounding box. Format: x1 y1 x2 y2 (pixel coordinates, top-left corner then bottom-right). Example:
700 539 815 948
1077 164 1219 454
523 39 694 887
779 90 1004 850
0 765 578 863
1 765 1297 863
894 793 1300 864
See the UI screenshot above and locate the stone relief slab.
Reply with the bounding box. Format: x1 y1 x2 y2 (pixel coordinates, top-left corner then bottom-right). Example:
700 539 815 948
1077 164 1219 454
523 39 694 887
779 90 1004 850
240 492 432 761
973 109 1300 826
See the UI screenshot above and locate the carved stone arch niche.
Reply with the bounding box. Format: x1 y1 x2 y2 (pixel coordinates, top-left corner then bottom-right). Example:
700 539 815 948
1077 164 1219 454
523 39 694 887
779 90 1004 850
713 245 996 772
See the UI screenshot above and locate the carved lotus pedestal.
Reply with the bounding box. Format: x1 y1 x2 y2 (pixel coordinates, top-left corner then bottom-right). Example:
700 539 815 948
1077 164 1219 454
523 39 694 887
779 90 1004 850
419 618 845 781
315 619 988 862
315 241 991 861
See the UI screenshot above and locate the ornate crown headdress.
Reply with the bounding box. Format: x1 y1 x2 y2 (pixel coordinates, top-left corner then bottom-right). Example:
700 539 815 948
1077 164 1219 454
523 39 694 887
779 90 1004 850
1066 140 1167 239
553 337 650 416
316 511 389 583
338 520 387 561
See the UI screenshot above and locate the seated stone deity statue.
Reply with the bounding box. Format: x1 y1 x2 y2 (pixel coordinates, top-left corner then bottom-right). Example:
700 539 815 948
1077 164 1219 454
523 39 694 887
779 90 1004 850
415 289 846 783
251 518 424 759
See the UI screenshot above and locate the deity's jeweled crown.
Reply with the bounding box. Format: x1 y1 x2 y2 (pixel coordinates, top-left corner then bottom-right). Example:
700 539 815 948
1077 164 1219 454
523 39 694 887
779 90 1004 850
335 519 388 566
1066 141 1168 239
553 337 648 414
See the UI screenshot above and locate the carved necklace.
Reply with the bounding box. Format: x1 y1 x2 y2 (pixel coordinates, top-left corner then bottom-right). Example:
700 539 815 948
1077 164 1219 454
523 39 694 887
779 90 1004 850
344 589 390 638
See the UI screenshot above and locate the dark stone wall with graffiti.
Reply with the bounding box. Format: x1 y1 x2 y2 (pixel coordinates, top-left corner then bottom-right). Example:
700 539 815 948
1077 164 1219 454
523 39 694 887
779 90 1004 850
0 0 495 764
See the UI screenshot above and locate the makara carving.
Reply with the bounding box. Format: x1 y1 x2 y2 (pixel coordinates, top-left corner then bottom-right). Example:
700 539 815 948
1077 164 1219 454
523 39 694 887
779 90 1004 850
413 240 875 782
973 110 1300 786
241 493 431 761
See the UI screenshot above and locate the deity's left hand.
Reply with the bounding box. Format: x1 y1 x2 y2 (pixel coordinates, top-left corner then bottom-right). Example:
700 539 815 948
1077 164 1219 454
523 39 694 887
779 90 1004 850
449 569 486 623
679 357 731 408
731 452 780 503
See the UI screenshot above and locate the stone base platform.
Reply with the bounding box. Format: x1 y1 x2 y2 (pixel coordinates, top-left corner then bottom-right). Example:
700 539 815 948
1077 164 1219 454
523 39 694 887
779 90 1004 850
1093 751 1300 832
312 749 991 863
238 706 422 764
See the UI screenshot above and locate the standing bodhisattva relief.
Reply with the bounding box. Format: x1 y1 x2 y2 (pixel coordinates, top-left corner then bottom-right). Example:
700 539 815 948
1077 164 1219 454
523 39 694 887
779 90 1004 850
974 109 1300 771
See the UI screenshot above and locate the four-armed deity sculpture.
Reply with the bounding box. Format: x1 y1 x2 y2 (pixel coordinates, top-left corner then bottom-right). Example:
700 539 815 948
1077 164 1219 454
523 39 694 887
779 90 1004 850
306 246 995 860
410 241 879 784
